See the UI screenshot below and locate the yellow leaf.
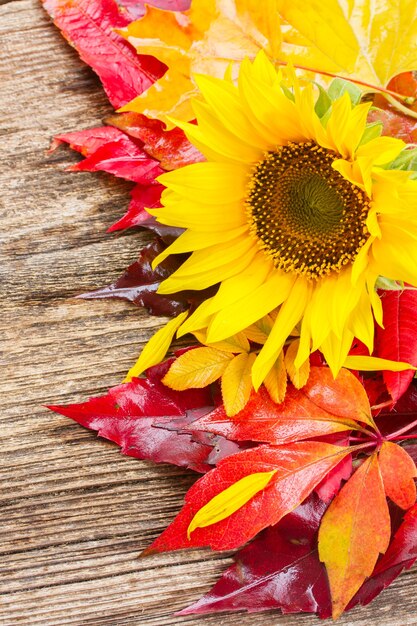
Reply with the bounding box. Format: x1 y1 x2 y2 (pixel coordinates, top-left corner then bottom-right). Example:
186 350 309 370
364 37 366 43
187 469 277 539
119 0 282 125
344 355 417 372
124 311 188 382
284 339 310 389
264 351 287 404
221 352 256 416
163 346 233 390
244 314 274 344
278 0 417 88
193 329 250 354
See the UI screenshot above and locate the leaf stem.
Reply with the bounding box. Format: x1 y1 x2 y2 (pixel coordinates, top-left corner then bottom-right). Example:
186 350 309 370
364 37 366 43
386 418 417 441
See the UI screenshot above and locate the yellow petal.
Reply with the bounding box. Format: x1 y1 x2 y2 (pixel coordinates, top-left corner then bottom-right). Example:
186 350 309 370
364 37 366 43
124 311 188 382
187 469 277 539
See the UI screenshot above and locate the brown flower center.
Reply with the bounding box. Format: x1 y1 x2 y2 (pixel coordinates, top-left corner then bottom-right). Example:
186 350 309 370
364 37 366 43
246 142 370 279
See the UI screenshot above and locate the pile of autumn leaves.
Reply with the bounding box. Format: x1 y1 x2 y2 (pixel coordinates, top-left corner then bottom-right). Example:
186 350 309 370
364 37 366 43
44 0 417 619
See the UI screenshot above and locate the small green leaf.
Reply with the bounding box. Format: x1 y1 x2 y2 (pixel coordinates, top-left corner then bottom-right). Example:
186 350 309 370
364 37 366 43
315 84 332 117
328 78 362 105
388 147 417 177
359 121 383 146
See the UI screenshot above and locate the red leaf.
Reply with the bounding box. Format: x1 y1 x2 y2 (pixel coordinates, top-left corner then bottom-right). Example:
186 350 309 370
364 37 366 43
117 0 191 16
106 112 204 170
69 136 163 183
370 72 417 142
374 289 417 401
42 0 165 108
379 441 417 510
189 368 372 445
108 183 163 231
48 369 214 473
177 495 331 617
315 434 353 503
349 503 417 610
145 442 350 552
50 126 126 156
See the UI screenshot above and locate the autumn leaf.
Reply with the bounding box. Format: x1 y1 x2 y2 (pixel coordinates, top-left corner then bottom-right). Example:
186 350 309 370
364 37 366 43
374 288 417 402
107 183 165 233
178 495 331 616
221 353 256 417
106 112 204 170
48 368 215 473
42 0 165 108
350 503 417 610
189 367 373 445
379 441 417 510
144 441 350 553
318 453 391 619
79 239 189 317
263 350 287 404
118 0 282 125
163 347 234 390
284 339 310 389
278 0 417 89
50 126 126 156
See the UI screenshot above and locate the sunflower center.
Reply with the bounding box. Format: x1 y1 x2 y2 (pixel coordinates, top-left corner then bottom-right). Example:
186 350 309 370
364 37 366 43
247 142 371 279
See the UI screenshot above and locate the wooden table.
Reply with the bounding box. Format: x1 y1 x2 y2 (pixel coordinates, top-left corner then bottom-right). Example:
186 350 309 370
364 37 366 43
1 1 416 624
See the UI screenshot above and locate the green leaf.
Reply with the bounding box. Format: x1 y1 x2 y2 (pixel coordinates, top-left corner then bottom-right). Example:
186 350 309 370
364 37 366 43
358 121 383 146
328 78 362 105
388 148 417 178
315 84 332 117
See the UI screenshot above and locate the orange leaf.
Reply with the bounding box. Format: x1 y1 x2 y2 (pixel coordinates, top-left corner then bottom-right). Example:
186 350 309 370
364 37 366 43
318 453 391 619
379 441 417 510
264 350 287 404
190 367 373 445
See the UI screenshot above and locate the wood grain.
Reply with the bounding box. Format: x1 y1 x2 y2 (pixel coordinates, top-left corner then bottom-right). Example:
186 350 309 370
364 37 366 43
1 1 417 624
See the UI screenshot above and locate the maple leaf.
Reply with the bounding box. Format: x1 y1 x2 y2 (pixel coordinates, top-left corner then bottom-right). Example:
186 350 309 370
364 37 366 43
374 288 417 402
144 441 351 553
118 0 282 125
188 367 374 445
42 0 165 108
278 0 417 90
107 183 166 233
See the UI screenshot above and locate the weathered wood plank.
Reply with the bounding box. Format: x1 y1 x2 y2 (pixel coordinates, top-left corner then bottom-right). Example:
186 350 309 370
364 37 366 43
1 1 417 624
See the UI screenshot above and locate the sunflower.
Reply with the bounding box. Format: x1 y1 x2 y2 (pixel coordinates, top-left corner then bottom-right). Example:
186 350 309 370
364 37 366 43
146 52 417 389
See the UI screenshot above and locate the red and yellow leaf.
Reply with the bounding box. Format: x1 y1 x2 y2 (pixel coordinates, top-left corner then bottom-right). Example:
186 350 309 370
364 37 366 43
144 441 350 552
190 367 372 445
318 454 391 619
379 441 417 510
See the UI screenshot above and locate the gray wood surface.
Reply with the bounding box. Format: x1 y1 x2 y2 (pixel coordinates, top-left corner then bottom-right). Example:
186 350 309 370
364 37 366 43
1 1 417 624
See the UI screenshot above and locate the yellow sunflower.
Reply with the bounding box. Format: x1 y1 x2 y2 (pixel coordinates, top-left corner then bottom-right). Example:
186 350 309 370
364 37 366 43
145 52 417 389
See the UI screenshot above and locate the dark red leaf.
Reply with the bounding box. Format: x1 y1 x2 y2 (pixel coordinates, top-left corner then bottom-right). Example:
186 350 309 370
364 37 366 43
178 495 331 617
348 503 417 610
48 368 214 473
42 0 165 108
78 238 189 316
80 238 216 316
106 112 204 170
374 289 417 402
